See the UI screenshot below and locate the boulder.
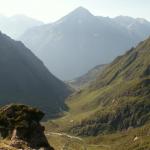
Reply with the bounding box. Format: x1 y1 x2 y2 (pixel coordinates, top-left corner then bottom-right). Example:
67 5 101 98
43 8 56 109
0 104 54 150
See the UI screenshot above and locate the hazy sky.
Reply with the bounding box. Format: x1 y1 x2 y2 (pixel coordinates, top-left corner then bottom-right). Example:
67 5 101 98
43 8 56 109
0 0 150 22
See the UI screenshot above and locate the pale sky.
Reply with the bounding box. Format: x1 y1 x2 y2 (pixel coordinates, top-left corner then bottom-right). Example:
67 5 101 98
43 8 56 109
0 0 150 23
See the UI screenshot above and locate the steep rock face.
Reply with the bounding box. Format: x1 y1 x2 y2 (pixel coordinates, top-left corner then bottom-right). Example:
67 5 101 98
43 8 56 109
0 104 54 150
0 32 70 118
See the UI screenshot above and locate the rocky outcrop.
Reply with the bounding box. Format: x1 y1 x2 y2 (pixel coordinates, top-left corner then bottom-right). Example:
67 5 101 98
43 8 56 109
0 104 54 150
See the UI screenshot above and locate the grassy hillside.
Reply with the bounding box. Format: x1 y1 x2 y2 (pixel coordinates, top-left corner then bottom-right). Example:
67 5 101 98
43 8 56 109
44 37 150 149
46 36 149 137
85 123 150 150
45 122 150 150
67 64 107 90
68 38 150 135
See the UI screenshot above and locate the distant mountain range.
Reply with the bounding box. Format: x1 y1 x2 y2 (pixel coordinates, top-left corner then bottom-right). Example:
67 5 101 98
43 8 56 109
0 15 43 39
0 31 70 118
20 7 150 80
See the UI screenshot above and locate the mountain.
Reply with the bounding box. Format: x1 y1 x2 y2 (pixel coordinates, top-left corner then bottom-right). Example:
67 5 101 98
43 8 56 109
52 36 150 137
114 16 150 39
0 31 70 118
0 15 43 39
67 64 107 90
20 7 150 80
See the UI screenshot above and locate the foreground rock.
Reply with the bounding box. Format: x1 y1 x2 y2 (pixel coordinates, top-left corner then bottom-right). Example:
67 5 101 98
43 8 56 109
0 104 54 150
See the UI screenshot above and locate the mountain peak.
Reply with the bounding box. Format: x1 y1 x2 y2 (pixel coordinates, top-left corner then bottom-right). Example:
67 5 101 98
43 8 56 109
56 6 93 25
74 6 89 12
68 6 93 17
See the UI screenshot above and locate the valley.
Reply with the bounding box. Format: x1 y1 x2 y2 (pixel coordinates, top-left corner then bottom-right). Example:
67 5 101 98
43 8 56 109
44 36 150 149
0 23 150 150
45 123 150 150
0 2 150 150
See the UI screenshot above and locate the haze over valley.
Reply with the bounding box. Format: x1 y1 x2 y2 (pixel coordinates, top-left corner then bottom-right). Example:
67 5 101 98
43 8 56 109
0 1 150 150
20 7 150 80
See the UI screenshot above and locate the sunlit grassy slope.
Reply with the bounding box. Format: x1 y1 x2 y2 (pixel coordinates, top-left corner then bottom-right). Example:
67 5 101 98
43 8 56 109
85 123 150 150
45 123 150 150
67 64 107 90
45 37 150 149
51 37 150 133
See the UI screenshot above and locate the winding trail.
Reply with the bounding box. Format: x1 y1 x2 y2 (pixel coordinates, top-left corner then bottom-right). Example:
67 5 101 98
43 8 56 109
46 132 87 150
46 132 111 150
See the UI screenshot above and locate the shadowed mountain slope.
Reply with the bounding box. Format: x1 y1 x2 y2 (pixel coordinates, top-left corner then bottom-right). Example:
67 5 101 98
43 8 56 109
0 32 70 118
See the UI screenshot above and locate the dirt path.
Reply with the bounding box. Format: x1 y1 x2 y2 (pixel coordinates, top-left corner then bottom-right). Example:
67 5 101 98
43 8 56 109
46 132 111 150
46 132 87 150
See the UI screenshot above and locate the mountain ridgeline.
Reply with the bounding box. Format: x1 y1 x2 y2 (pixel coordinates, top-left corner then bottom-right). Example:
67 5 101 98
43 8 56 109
20 7 150 80
0 32 70 118
67 64 107 90
59 37 150 136
0 15 43 39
